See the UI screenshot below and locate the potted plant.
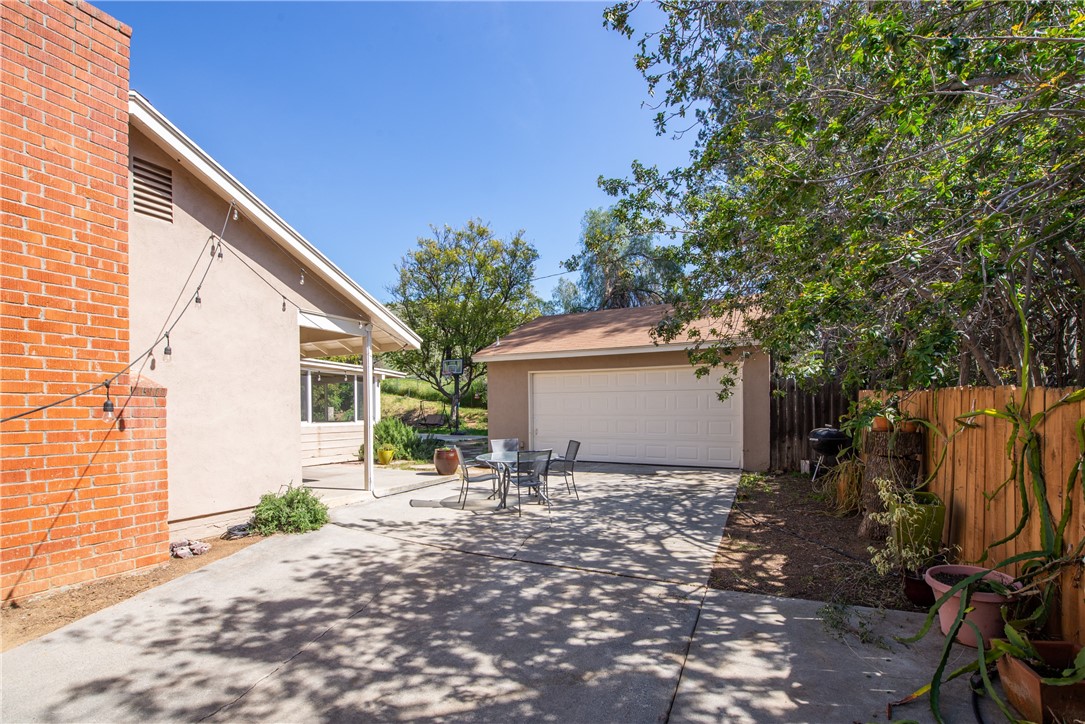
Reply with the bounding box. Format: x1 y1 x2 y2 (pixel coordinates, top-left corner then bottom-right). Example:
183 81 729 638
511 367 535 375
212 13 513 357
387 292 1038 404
376 443 396 465
433 446 458 475
868 478 946 607
923 564 1018 648
992 635 1085 723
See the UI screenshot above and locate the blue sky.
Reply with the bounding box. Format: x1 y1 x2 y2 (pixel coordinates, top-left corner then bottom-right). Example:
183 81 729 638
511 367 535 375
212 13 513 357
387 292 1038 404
98 1 689 304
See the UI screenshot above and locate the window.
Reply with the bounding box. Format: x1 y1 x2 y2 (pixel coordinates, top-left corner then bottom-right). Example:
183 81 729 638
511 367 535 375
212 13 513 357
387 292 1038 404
132 157 173 222
300 371 356 423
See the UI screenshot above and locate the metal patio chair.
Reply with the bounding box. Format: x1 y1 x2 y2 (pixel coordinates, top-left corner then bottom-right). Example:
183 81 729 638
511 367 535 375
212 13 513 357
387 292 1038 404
511 449 552 517
455 446 498 510
489 438 520 453
548 440 580 500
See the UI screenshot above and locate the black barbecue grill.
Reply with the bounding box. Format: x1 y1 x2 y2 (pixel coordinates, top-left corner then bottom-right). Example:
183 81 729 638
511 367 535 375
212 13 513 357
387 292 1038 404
808 426 850 479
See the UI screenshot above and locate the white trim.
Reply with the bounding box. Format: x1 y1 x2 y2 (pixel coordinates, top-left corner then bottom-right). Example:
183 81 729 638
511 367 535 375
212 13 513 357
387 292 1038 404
475 338 758 363
128 91 421 351
300 358 406 379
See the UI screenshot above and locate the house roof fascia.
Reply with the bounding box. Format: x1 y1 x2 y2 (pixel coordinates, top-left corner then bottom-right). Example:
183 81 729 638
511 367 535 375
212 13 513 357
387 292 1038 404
128 91 421 351
474 337 758 363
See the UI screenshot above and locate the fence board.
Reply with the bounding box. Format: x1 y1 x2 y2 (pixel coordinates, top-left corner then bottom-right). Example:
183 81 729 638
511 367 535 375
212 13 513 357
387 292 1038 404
887 385 1085 646
769 377 853 471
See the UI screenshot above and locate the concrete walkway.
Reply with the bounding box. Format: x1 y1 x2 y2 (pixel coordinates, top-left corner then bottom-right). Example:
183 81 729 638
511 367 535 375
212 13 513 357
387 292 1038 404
2 464 990 722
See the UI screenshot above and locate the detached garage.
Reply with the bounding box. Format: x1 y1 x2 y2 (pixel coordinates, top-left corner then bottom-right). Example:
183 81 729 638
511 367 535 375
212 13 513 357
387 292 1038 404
475 306 770 471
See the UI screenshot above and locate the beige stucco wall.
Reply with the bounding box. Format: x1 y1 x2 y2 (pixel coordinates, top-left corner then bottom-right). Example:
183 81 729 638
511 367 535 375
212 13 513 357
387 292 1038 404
485 348 771 471
128 129 370 523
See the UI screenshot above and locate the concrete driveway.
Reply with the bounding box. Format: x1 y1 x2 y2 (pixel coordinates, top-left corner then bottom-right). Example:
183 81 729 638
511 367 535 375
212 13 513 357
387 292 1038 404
1 464 985 723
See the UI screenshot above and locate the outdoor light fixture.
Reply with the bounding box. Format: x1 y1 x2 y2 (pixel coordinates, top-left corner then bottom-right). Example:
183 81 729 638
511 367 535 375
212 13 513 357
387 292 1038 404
163 332 172 363
195 286 202 308
102 380 115 422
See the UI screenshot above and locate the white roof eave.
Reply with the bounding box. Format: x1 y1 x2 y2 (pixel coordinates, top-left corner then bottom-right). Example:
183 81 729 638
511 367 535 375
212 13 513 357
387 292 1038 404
128 91 421 352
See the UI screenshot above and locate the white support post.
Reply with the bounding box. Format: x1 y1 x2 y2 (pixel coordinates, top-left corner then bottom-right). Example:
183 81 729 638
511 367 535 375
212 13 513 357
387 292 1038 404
305 370 313 423
353 374 359 422
362 324 374 491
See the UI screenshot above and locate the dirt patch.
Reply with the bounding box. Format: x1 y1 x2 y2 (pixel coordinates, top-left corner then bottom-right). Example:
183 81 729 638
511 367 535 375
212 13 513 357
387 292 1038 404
709 471 918 611
2 534 262 652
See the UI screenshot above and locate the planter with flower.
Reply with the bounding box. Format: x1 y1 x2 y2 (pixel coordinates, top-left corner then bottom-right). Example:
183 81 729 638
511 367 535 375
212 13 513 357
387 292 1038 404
376 443 396 465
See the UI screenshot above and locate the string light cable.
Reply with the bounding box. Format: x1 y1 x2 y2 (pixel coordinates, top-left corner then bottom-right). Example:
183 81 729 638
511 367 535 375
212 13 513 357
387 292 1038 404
2 203 236 424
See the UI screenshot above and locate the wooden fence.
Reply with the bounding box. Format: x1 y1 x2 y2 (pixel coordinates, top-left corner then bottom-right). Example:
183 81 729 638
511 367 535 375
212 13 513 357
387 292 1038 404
769 377 853 471
891 386 1085 645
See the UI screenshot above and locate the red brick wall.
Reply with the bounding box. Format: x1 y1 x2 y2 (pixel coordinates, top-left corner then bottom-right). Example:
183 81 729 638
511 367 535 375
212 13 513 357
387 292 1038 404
1 0 169 603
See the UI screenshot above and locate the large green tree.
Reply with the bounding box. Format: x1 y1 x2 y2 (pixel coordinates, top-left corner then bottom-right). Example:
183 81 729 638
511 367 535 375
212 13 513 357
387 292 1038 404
548 206 680 314
603 1 1085 391
383 219 541 407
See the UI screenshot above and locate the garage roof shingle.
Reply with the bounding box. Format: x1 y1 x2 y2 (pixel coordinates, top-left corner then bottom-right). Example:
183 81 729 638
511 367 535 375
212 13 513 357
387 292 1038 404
474 305 748 361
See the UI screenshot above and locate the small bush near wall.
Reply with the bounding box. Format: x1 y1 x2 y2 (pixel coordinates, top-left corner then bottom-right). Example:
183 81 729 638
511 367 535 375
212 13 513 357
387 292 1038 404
371 417 443 462
250 486 329 535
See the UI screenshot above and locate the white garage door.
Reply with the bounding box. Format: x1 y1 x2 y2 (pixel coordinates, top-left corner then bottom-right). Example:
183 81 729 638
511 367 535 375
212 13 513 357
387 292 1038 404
531 366 742 468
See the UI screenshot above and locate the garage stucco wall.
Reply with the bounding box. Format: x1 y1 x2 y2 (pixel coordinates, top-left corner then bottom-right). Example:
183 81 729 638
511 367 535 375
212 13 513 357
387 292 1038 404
485 347 771 471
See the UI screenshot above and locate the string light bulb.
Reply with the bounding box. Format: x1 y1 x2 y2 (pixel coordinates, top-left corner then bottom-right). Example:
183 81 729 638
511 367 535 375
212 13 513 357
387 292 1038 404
299 268 305 286
217 242 224 261
149 352 156 371
195 286 202 308
101 379 115 422
163 332 172 363
232 207 239 221
282 296 287 312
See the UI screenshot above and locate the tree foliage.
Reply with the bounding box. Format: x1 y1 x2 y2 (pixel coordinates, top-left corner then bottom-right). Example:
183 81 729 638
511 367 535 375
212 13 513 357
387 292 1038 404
603 0 1085 391
383 219 541 401
549 207 680 314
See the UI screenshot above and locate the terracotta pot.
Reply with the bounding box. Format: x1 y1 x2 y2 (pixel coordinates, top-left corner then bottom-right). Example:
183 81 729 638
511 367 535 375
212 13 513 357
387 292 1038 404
377 448 395 465
433 448 458 476
871 415 892 432
924 564 1016 648
903 570 935 607
996 640 1085 724
899 420 921 433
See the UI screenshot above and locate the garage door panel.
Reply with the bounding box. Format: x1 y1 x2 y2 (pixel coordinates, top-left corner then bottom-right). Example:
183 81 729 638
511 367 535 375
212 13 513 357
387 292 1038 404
644 444 668 460
531 365 742 469
644 392 668 411
645 419 668 435
675 419 699 436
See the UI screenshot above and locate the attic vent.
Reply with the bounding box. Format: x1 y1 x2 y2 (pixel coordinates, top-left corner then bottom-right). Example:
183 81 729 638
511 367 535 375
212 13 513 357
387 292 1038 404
132 157 173 222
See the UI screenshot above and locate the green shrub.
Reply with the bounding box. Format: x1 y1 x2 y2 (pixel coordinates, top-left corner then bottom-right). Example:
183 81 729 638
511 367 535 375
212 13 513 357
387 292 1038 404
373 417 417 458
407 434 441 461
251 485 329 535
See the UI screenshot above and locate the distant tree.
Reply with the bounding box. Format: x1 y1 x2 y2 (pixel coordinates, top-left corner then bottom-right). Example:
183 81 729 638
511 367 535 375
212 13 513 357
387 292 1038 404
543 278 586 316
555 207 679 313
383 220 541 414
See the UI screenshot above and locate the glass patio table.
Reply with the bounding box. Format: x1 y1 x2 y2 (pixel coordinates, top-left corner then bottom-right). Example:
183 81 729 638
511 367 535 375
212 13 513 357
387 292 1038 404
475 451 517 510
